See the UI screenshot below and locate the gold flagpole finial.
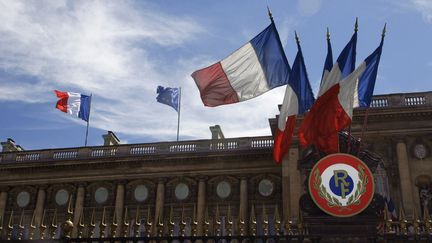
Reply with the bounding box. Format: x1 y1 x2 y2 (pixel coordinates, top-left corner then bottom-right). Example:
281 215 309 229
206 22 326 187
123 206 129 226
382 23 387 39
30 209 36 228
326 27 331 40
79 207 85 227
41 209 46 226
8 210 13 228
134 205 140 226
267 6 274 22
67 195 74 215
90 208 96 227
146 205 152 226
101 207 107 227
111 208 118 227
295 31 300 44
18 209 24 228
354 17 359 32
51 208 58 227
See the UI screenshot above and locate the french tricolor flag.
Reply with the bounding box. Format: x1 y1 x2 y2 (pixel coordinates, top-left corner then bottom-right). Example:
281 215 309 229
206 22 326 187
191 21 290 107
54 90 91 122
298 24 385 154
273 33 314 163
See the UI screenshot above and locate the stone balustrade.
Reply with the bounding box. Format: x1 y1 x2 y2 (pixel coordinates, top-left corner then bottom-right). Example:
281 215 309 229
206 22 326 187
0 137 275 164
369 91 431 108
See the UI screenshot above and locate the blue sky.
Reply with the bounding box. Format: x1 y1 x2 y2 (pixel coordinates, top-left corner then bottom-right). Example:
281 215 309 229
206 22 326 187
1 0 431 150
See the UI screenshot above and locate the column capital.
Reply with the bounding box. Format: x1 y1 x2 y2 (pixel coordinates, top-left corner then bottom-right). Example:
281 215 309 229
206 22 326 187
115 180 128 186
197 176 208 182
75 182 88 188
239 176 249 181
37 184 49 191
157 178 167 184
394 136 407 144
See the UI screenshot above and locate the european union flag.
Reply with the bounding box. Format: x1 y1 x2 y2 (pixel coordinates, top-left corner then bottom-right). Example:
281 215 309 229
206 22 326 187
156 86 179 112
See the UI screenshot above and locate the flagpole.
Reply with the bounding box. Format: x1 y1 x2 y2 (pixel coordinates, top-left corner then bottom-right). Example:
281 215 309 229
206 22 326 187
357 24 386 155
85 93 92 147
176 87 181 142
345 18 359 153
267 6 273 22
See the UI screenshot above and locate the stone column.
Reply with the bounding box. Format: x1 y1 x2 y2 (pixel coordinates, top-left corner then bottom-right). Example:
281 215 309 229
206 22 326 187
0 189 8 224
34 187 46 227
196 177 206 236
288 148 301 219
115 182 125 237
153 179 165 235
72 184 85 238
282 154 290 222
239 177 248 230
396 139 415 214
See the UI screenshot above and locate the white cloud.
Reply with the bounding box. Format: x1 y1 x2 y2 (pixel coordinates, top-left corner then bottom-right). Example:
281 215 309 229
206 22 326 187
0 82 49 103
0 0 287 142
297 0 322 16
278 17 298 48
411 0 432 23
388 0 432 23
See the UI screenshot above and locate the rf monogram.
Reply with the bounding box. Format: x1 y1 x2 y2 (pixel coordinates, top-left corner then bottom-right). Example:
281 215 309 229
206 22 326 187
333 170 350 199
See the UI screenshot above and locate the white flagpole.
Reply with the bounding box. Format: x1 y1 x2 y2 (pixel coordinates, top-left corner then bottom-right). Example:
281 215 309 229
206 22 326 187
176 87 181 141
84 94 92 147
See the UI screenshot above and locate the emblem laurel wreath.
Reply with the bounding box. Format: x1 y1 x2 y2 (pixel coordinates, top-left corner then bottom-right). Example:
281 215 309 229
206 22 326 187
313 165 368 210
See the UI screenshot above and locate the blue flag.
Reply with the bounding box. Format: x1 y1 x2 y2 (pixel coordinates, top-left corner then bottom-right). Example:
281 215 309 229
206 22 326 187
357 35 384 107
156 86 179 112
337 30 357 80
321 30 333 82
288 36 315 114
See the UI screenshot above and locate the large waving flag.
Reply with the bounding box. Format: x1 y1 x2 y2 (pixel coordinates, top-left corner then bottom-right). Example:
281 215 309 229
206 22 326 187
55 90 91 122
299 24 385 154
298 21 358 153
191 21 290 107
273 33 314 164
156 86 180 112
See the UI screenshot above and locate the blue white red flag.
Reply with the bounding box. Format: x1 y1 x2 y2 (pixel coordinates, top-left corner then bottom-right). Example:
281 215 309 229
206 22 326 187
374 163 397 219
317 29 357 98
191 22 290 107
273 34 314 163
298 27 358 154
55 90 91 122
299 24 385 154
156 86 180 112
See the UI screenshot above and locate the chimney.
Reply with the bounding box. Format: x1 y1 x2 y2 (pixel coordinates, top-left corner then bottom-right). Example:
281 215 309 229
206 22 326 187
102 131 120 146
210 125 225 140
1 138 24 152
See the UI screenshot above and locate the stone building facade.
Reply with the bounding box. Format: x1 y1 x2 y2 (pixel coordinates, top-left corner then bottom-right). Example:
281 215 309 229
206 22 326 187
0 91 431 240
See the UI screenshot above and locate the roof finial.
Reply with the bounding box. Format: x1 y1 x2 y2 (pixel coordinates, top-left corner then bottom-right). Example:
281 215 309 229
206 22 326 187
267 6 274 22
295 31 300 44
326 27 330 41
354 17 358 32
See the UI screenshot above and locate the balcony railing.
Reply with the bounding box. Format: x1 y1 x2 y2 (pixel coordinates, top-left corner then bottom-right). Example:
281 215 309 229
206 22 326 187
0 137 274 164
369 91 431 108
